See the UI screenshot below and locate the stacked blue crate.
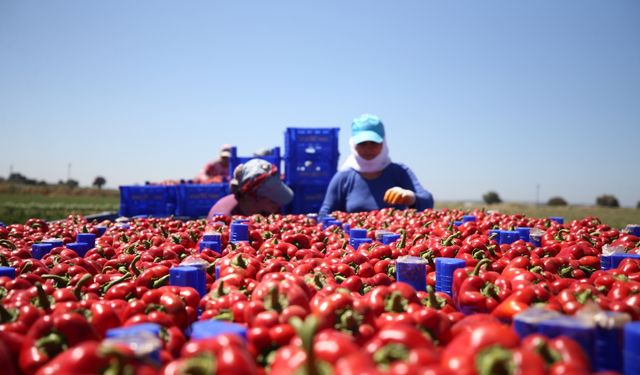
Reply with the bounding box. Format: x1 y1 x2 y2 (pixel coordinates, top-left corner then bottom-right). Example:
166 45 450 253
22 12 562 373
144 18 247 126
284 128 340 214
175 183 229 218
119 185 177 217
228 146 282 180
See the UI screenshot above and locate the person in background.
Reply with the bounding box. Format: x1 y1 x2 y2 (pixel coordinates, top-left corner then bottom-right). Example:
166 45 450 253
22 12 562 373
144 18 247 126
207 158 294 218
197 144 232 183
319 114 434 217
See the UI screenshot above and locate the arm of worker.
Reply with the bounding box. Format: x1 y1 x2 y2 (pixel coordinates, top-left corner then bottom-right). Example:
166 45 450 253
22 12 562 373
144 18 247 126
387 164 434 210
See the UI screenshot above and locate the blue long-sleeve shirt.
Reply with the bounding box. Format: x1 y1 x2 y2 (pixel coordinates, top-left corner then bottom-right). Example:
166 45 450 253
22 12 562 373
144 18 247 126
319 163 434 216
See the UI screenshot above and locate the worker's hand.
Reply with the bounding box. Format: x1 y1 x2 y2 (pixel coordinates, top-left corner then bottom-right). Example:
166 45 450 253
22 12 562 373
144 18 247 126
384 187 416 206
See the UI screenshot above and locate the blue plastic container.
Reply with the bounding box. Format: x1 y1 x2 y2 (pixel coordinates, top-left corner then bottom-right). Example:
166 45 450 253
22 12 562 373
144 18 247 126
396 256 427 292
0 266 16 279
32 243 53 260
175 183 228 218
549 216 564 224
42 238 64 248
513 308 562 338
230 222 249 243
190 320 248 341
591 311 629 372
119 185 177 217
202 233 222 243
488 229 501 240
350 228 367 239
516 227 531 243
95 226 107 237
106 323 162 338
537 316 595 362
324 220 342 229
342 223 350 233
609 253 640 269
199 241 221 253
453 221 463 227
0 221 5 228
461 215 476 223
624 322 640 375
66 242 91 257
170 266 206 297
214 264 221 280
284 128 340 185
76 233 96 248
499 230 520 245
626 224 640 237
350 238 372 250
285 183 329 215
382 234 401 245
435 258 466 296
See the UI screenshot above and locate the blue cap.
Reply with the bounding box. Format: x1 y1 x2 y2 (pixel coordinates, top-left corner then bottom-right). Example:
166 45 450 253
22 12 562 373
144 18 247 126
350 228 367 239
538 316 595 361
0 221 5 227
516 227 531 243
76 233 96 248
230 222 249 243
0 266 16 279
66 242 91 257
396 256 427 292
170 266 206 297
453 221 463 227
199 241 221 253
323 220 342 229
600 255 613 271
106 323 162 338
133 214 149 219
116 223 131 230
95 226 107 237
499 230 520 245
624 322 640 368
351 114 385 144
32 243 53 260
350 238 372 250
190 320 247 341
342 223 351 233
549 216 564 224
462 215 476 223
382 233 401 245
435 258 466 295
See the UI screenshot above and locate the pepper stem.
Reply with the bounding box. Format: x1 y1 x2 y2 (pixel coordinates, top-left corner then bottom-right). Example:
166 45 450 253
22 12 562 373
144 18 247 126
471 258 492 277
475 345 515 375
73 273 93 300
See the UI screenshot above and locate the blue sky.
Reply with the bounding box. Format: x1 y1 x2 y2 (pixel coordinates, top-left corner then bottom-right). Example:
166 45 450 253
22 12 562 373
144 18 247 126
1 1 639 206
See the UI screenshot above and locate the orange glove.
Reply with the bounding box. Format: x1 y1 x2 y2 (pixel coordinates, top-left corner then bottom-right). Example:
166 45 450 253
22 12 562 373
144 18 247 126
383 187 416 206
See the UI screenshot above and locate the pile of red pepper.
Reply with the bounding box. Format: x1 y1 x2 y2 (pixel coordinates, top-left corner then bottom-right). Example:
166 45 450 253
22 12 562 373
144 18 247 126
0 209 638 374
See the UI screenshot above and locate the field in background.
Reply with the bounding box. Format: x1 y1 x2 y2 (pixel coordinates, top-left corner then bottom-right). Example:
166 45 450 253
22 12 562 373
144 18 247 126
0 183 638 229
437 201 640 230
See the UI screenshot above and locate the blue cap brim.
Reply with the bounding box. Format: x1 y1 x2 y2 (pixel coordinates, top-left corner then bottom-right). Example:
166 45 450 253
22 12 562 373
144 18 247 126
352 131 383 144
257 175 294 205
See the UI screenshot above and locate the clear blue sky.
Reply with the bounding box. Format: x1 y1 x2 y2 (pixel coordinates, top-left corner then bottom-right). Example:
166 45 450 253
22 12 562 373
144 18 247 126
1 1 639 206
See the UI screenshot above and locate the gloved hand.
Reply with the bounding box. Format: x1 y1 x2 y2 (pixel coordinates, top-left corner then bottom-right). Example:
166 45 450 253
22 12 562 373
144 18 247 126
383 187 416 206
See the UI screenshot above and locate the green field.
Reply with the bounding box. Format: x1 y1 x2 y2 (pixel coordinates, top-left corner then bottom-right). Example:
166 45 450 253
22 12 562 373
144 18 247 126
1 185 638 229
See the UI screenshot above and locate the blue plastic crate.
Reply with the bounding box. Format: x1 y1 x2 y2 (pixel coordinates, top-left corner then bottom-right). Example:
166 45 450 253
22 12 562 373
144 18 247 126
228 147 282 179
119 185 177 217
284 128 340 160
286 183 329 214
175 183 229 218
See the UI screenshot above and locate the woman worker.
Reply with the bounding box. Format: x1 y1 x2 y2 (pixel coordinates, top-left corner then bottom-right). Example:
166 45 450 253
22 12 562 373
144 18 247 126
319 114 434 217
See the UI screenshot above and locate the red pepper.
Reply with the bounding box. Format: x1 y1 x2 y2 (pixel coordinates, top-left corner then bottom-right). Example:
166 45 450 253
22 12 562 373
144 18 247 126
546 283 608 315
441 323 545 375
19 312 100 374
364 282 421 316
310 289 373 339
521 334 591 374
0 331 20 375
490 285 552 322
456 259 512 314
364 322 437 371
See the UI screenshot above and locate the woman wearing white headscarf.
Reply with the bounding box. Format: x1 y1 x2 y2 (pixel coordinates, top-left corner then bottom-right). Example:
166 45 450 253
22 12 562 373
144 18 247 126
319 114 434 217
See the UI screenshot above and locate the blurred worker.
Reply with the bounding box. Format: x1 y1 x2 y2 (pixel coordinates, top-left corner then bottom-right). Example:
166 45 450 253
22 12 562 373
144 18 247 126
319 114 434 217
207 158 294 218
197 144 232 182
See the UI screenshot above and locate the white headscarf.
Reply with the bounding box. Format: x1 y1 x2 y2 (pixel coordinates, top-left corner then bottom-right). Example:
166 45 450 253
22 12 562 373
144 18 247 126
340 138 392 173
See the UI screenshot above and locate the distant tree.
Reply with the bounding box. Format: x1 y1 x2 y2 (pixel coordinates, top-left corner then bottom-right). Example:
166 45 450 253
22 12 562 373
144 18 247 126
637 201 640 209
483 191 502 205
93 176 107 189
65 179 79 188
596 194 619 208
547 197 568 206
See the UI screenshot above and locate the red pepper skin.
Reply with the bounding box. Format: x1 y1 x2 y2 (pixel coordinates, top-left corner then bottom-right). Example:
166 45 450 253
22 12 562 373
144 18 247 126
169 334 257 375
521 334 590 374
441 323 545 375
0 304 44 334
310 289 373 337
491 285 552 322
364 322 438 370
364 283 421 316
456 269 512 314
546 284 608 315
19 312 100 375
0 332 20 375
